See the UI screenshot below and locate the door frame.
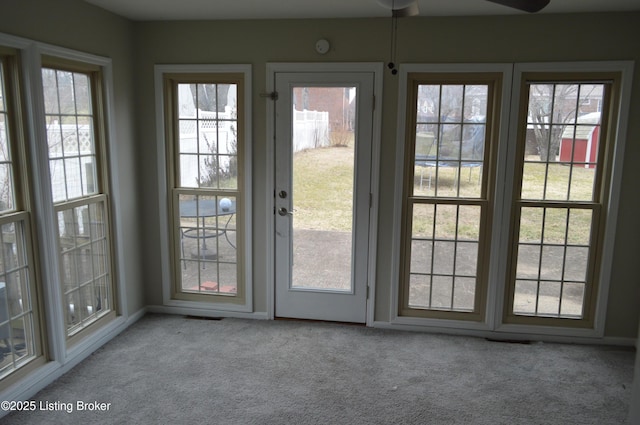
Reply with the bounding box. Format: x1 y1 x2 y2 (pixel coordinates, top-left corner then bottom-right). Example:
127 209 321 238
265 62 383 325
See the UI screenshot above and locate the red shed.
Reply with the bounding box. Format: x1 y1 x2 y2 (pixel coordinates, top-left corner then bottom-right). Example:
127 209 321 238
559 112 600 168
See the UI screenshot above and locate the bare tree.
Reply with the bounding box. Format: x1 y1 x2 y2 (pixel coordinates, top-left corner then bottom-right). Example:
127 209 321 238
527 84 600 162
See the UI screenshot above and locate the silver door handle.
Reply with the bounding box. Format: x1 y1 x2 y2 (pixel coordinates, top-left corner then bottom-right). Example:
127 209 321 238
278 207 293 216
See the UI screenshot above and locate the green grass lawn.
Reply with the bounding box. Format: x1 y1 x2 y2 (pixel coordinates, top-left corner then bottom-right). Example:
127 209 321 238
293 145 355 232
294 147 595 245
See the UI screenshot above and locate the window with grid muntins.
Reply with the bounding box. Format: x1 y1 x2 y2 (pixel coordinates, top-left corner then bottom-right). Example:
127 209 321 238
401 75 500 320
0 52 43 381
42 65 114 338
166 77 245 302
509 81 610 322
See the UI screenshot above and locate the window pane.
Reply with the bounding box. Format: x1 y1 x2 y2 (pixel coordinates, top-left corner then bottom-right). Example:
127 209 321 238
410 239 432 275
417 85 440 122
42 68 60 115
431 275 453 309
0 163 14 212
455 242 478 276
516 245 540 280
453 277 475 311
519 207 543 243
514 205 595 319
523 83 605 202
177 83 238 191
58 202 112 336
0 220 38 379
411 203 434 239
408 273 430 308
464 85 488 121
414 84 486 200
567 209 592 245
537 281 561 316
43 68 99 203
560 282 585 317
408 202 482 314
178 194 238 295
0 68 14 213
513 280 538 315
440 85 463 121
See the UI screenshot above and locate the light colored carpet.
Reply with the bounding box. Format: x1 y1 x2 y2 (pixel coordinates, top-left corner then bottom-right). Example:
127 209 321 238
3 314 635 424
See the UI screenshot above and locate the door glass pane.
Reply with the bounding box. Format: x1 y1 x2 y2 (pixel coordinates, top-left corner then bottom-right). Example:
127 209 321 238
291 86 356 291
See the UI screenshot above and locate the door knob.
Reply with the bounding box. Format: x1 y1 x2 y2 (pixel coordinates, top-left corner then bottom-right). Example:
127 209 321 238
278 207 293 216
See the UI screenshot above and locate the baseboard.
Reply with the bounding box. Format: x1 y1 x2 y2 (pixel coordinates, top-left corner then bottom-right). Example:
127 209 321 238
372 321 637 347
0 307 148 415
147 304 269 320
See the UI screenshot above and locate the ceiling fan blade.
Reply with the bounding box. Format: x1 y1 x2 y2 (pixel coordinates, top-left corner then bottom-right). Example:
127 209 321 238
485 0 550 13
392 2 420 17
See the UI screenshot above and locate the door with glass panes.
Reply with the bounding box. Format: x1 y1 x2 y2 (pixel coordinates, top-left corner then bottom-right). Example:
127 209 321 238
274 71 375 323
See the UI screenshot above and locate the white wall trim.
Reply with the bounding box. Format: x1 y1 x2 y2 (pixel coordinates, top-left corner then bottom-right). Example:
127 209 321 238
0 308 146 414
374 321 636 347
510 61 635 338
20 44 68 365
147 305 268 320
153 64 254 315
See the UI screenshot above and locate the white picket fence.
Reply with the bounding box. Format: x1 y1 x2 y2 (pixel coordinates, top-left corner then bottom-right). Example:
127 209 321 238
293 109 329 152
0 123 95 207
177 109 237 187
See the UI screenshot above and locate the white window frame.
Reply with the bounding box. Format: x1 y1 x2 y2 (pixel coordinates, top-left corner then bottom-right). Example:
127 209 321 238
0 31 133 404
494 61 634 339
390 61 633 340
154 64 253 315
391 63 513 332
27 43 128 355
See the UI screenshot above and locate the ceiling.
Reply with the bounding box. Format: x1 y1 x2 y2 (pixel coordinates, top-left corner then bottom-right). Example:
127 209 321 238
83 0 640 21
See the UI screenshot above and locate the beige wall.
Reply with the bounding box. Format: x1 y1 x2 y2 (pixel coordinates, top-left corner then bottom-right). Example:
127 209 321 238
0 0 145 317
1 1 637 338
134 14 640 337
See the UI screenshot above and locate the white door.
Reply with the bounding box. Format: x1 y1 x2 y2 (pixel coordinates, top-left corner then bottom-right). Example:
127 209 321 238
274 71 375 323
